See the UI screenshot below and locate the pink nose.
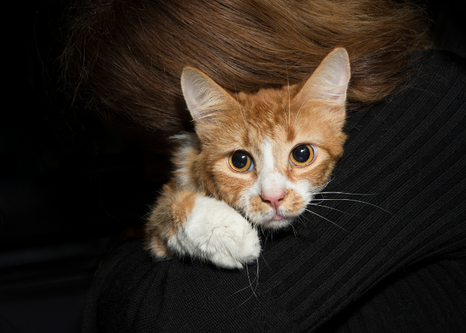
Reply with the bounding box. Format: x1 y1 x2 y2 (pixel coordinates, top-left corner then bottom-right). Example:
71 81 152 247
261 191 287 211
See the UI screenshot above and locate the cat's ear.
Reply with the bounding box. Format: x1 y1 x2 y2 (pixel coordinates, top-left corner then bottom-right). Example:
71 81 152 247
296 48 351 106
181 67 235 138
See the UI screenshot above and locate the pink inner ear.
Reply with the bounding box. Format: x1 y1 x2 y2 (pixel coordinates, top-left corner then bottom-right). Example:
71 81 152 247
180 68 212 120
322 81 348 101
298 48 351 104
180 67 235 125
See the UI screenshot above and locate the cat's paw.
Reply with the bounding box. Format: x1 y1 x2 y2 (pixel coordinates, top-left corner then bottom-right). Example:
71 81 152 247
167 196 260 269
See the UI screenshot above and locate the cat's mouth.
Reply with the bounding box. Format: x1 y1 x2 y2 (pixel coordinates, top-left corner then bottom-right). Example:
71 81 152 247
244 210 293 229
260 214 294 230
265 219 290 229
244 197 306 228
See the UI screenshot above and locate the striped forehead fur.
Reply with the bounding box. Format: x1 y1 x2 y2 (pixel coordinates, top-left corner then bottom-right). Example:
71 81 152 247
174 48 349 227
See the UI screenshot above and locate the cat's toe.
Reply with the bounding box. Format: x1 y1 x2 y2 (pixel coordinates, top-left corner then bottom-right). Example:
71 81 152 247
239 226 261 262
167 196 261 269
207 218 261 269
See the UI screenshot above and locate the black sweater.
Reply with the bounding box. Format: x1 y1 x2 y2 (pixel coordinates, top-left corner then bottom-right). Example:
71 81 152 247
81 50 466 332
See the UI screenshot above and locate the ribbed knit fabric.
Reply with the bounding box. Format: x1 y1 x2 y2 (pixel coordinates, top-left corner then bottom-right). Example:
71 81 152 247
81 50 466 332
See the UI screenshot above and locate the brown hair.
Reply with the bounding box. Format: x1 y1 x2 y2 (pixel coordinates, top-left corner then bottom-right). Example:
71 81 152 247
60 0 430 137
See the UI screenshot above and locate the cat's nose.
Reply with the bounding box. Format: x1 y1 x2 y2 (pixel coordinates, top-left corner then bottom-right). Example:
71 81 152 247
261 191 287 211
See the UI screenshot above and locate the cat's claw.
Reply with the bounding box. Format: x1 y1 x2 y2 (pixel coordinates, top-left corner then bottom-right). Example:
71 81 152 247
167 196 261 269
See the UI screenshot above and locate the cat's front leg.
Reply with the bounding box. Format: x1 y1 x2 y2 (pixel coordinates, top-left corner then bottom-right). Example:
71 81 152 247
169 195 261 269
146 184 260 269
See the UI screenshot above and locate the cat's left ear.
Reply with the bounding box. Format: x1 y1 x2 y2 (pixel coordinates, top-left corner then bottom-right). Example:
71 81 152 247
181 67 236 139
296 48 351 106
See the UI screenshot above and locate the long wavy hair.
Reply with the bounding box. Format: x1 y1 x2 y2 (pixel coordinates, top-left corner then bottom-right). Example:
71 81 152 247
60 0 430 137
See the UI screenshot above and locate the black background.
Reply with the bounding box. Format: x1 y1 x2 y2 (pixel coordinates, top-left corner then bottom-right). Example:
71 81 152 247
1 1 465 332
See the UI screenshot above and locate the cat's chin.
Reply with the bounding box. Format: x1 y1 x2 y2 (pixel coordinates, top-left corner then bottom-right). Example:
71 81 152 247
248 212 296 230
261 216 293 230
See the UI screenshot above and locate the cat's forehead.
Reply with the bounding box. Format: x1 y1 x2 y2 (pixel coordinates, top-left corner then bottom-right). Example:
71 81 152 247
235 87 295 135
202 84 344 161
233 86 325 145
237 85 298 114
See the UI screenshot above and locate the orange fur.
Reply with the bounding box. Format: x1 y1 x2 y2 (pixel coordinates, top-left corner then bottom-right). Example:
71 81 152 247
145 181 198 257
145 48 350 263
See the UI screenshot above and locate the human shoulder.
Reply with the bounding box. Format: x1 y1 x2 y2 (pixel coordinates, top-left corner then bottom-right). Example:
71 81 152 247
409 50 466 88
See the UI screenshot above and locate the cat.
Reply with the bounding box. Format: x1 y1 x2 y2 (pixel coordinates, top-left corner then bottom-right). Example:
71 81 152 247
145 48 350 269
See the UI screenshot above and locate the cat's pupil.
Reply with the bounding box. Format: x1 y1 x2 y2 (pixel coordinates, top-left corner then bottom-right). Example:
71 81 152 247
231 151 248 169
293 145 311 163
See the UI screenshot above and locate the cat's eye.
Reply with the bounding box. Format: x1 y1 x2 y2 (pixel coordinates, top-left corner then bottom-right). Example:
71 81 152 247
290 144 315 167
228 150 254 173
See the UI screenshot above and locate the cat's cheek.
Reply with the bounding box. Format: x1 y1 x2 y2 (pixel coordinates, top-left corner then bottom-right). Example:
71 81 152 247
281 188 309 216
289 158 334 189
211 162 255 204
248 195 271 215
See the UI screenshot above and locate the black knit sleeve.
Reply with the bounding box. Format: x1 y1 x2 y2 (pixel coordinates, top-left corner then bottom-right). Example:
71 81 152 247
81 51 466 333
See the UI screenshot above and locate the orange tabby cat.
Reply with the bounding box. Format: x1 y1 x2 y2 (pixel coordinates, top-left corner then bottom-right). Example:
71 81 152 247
145 48 350 268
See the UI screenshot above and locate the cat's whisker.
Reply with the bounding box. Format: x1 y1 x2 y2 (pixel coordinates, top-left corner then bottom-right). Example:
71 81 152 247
315 179 333 192
283 104 288 131
229 278 257 300
285 60 291 133
260 251 271 271
230 284 250 296
305 208 348 231
233 284 258 307
252 257 260 295
308 202 359 217
312 198 391 214
256 256 260 283
293 96 309 128
245 261 258 297
192 113 216 122
256 231 271 271
259 225 269 239
229 259 260 307
318 191 376 196
289 222 298 236
295 215 306 227
234 84 249 131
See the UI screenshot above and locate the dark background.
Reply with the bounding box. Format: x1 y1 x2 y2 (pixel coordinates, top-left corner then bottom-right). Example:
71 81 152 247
1 1 158 332
1 0 465 332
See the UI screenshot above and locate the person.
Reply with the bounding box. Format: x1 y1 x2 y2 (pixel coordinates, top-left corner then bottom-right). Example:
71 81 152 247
60 0 466 331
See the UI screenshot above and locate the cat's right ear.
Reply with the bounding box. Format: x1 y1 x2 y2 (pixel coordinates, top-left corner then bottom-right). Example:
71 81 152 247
181 67 235 138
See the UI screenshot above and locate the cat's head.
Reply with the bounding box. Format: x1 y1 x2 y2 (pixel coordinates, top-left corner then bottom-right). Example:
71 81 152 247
180 48 350 229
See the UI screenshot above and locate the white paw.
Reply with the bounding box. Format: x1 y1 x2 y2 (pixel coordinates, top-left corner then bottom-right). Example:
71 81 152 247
167 196 261 269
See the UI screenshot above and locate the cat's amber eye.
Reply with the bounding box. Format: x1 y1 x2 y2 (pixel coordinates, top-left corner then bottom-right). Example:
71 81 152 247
228 151 254 173
290 144 315 167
